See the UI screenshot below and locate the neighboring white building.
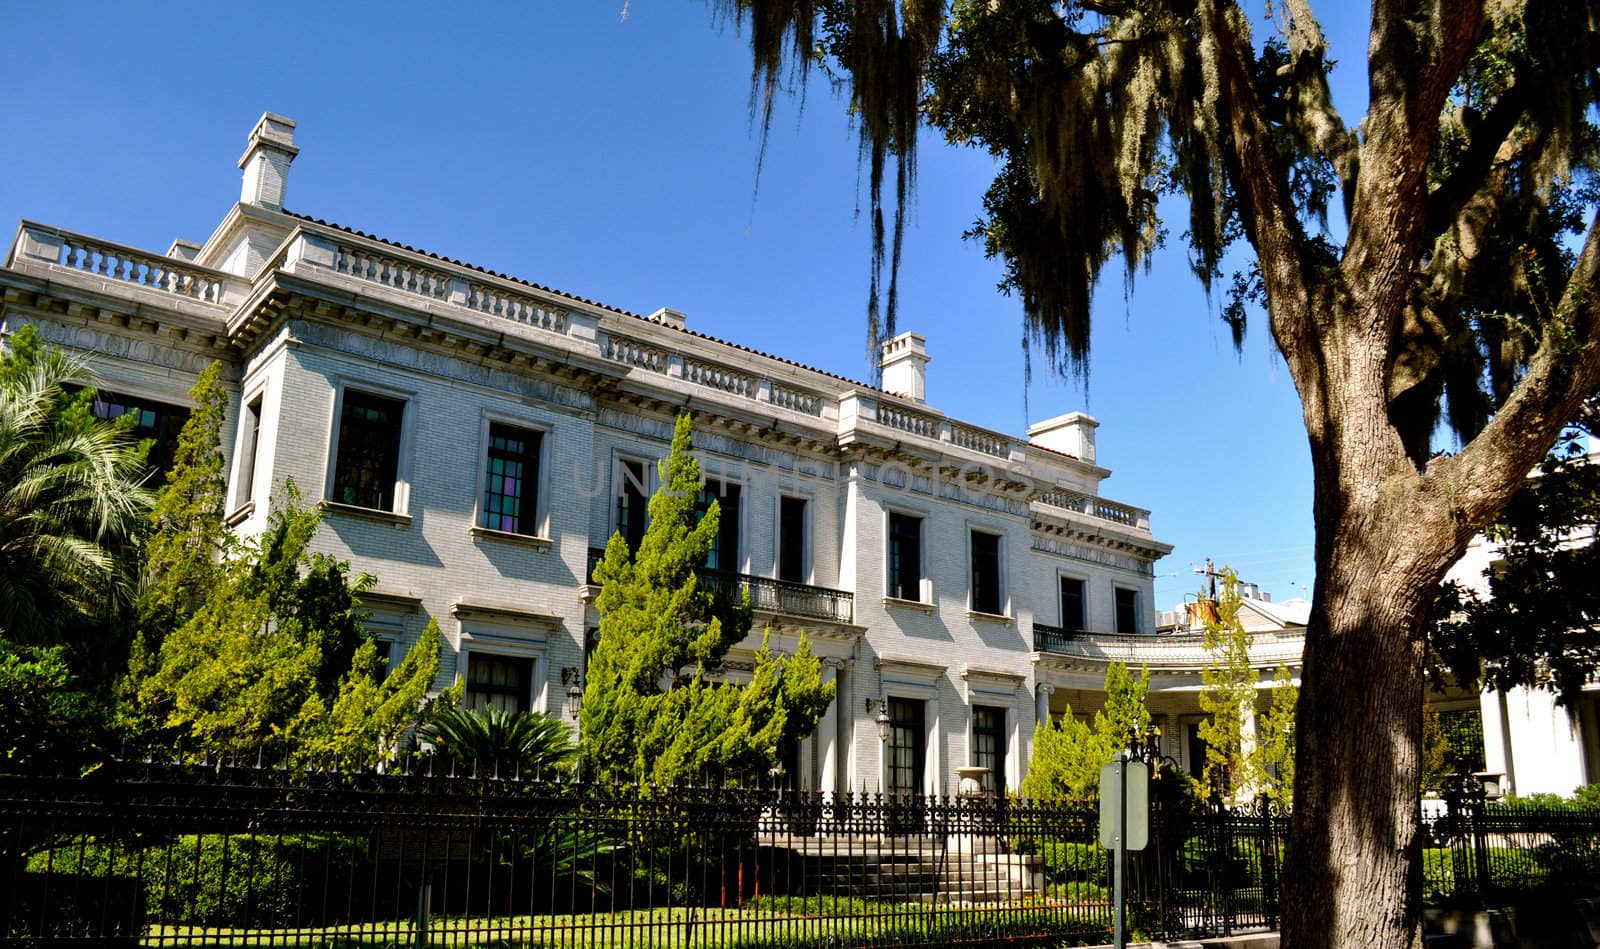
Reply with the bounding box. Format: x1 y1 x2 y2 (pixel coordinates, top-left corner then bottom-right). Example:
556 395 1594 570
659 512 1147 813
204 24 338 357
0 114 1175 795
1444 521 1600 797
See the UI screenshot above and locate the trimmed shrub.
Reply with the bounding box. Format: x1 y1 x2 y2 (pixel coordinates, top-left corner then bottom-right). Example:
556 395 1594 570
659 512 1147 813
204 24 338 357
28 833 370 927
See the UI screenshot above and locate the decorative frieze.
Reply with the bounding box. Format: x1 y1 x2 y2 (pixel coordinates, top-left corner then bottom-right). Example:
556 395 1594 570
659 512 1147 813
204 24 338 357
21 317 222 376
1031 534 1154 573
291 319 594 413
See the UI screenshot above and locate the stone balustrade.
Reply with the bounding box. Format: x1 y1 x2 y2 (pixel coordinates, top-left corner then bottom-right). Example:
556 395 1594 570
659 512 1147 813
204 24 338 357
1033 625 1306 668
333 245 451 301
603 335 669 373
11 224 237 306
770 382 823 417
1038 487 1150 531
950 422 1009 459
684 358 756 398
877 402 940 439
465 281 567 333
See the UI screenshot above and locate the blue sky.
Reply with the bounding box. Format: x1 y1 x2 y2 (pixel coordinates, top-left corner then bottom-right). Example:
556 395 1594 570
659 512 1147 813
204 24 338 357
1 3 1381 611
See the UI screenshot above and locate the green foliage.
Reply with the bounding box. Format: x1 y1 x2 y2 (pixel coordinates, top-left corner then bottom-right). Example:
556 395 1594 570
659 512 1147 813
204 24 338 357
420 706 576 775
1198 569 1254 799
1421 704 1486 792
0 638 108 772
1021 661 1150 802
580 414 834 784
136 485 441 765
132 361 227 677
28 833 368 927
1020 708 1100 802
1252 664 1298 805
0 325 151 645
1429 397 1600 702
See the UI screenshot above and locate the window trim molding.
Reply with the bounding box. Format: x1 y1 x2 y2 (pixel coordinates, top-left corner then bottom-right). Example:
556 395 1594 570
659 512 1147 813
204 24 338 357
455 612 553 715
470 409 553 541
1058 571 1090 632
324 376 417 516
610 450 655 547
883 506 930 604
775 492 814 585
965 522 1009 618
1113 584 1143 634
229 383 270 514
698 474 745 574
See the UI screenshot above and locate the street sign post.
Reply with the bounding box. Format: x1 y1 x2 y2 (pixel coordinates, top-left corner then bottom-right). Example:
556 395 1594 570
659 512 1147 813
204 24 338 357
1099 754 1149 949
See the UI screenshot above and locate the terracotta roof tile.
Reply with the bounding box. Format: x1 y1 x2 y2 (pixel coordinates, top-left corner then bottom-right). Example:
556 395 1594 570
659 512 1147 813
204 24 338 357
284 210 878 393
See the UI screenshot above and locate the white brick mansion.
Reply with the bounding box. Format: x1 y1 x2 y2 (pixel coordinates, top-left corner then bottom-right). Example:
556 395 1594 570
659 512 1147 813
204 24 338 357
8 115 1587 797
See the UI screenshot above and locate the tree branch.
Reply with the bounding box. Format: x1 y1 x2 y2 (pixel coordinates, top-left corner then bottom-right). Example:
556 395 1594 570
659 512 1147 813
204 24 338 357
1280 0 1359 215
1347 1 1486 322
1423 81 1530 245
1432 207 1600 535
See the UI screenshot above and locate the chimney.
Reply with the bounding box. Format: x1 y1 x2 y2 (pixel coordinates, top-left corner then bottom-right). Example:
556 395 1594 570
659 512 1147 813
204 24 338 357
238 113 299 211
1027 412 1099 463
647 306 687 330
879 331 929 403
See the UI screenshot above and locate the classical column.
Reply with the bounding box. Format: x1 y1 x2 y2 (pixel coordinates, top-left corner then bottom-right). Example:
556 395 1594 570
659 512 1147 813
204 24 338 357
1034 683 1054 729
818 658 843 796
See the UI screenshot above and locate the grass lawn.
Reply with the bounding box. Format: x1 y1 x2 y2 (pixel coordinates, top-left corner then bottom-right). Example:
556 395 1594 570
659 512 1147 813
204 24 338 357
141 898 1112 948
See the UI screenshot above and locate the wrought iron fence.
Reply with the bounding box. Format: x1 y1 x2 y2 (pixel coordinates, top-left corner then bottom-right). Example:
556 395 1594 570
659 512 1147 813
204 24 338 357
0 762 1288 947
1421 790 1600 907
6 761 1593 947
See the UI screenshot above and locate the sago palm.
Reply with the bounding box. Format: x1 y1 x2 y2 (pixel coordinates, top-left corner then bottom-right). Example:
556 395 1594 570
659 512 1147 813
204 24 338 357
0 342 152 641
420 706 577 776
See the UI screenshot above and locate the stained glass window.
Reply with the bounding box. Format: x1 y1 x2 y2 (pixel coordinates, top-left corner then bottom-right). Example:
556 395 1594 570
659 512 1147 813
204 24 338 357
482 423 542 535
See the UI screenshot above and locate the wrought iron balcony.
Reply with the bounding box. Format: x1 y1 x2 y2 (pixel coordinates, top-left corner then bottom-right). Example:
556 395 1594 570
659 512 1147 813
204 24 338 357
585 546 854 624
698 570 855 625
1032 623 1079 653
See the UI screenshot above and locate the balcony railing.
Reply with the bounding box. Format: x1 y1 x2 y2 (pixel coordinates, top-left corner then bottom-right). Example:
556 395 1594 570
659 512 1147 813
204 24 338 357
699 570 855 625
1034 623 1307 667
1032 623 1079 653
586 546 854 624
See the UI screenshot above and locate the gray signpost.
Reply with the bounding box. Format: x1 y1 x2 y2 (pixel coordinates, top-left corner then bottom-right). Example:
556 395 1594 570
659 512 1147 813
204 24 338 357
1099 752 1150 949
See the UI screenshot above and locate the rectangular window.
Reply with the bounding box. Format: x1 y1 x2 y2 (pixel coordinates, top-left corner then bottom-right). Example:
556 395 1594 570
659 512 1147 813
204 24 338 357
697 479 741 572
887 513 923 601
464 653 533 714
616 460 648 551
482 423 543 535
887 698 926 796
332 390 404 510
1061 577 1086 632
1115 587 1140 634
238 396 263 505
92 390 189 484
972 705 1007 794
1187 722 1207 780
970 530 1002 615
778 496 807 583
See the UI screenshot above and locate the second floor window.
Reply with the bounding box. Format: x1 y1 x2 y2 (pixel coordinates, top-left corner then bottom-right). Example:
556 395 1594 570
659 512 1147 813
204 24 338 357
616 460 648 551
887 512 923 601
778 496 807 583
332 390 404 511
970 530 1002 614
697 478 741 572
1115 587 1140 634
92 390 189 485
1061 577 1087 631
237 395 263 506
482 423 542 535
